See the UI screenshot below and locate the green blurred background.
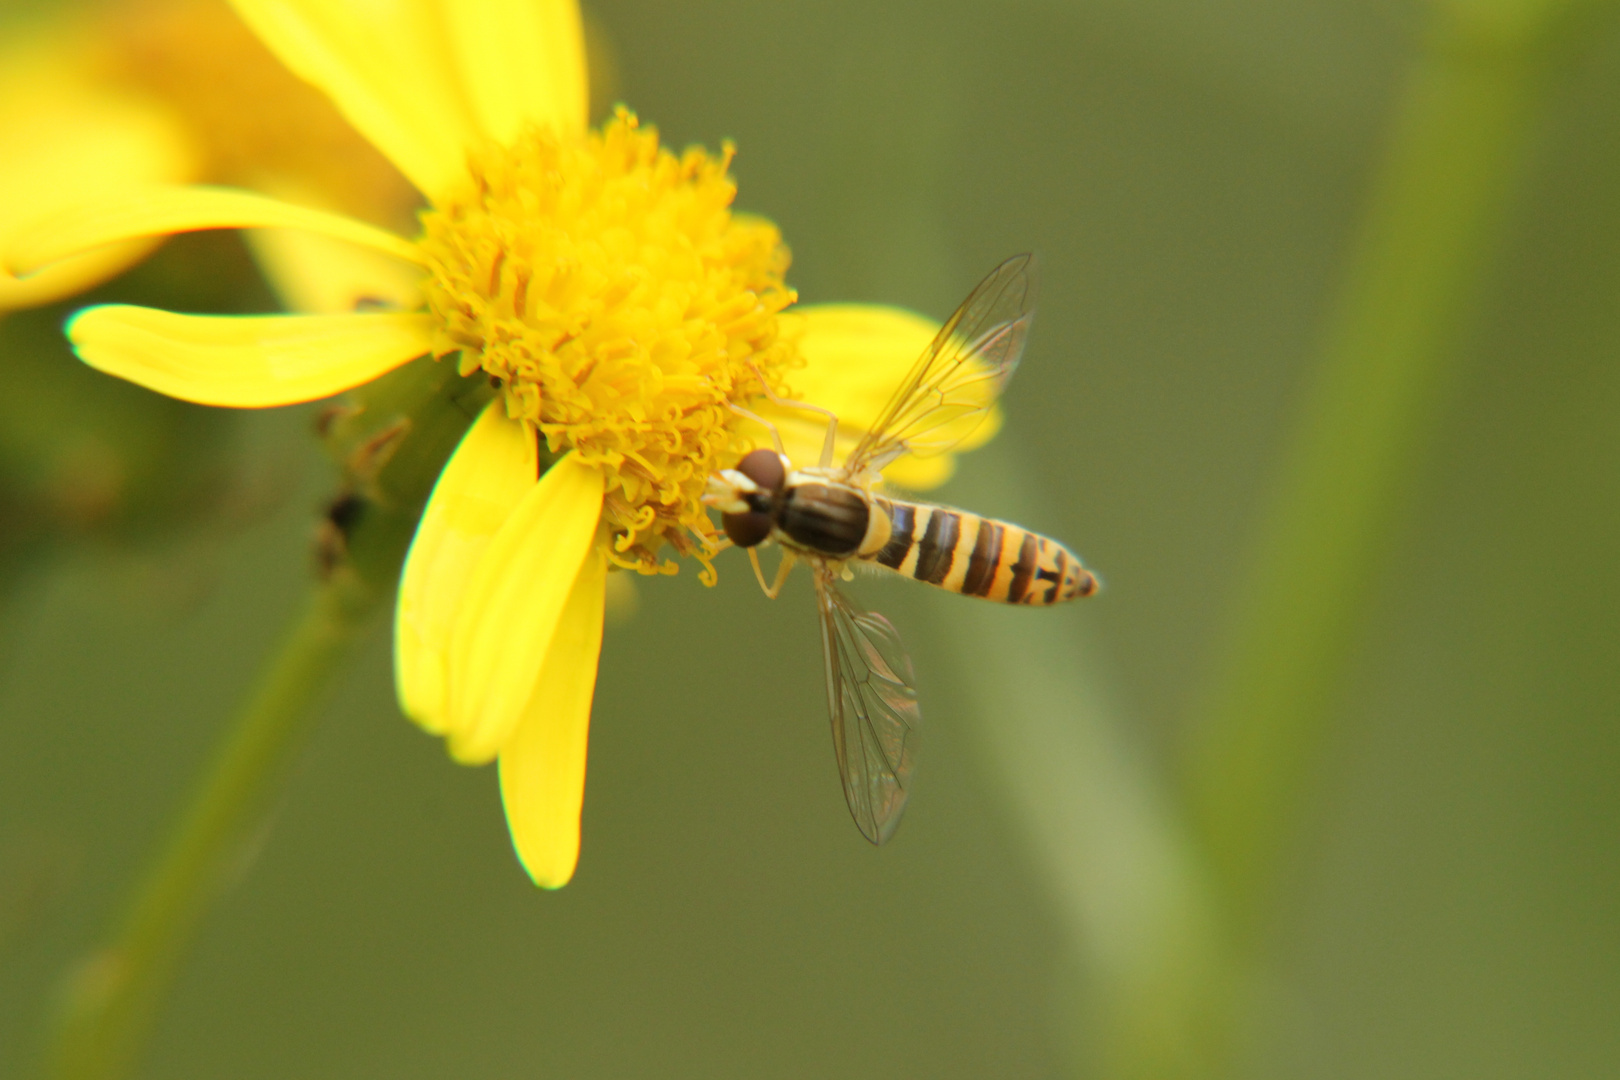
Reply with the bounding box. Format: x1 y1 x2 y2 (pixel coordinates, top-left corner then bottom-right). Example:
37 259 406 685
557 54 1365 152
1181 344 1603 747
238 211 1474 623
3 0 1620 1077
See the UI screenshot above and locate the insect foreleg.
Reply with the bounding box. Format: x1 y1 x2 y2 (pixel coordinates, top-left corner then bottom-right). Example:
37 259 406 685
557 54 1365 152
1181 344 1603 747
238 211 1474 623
746 546 797 599
746 546 798 600
768 550 799 598
746 547 771 595
747 362 840 469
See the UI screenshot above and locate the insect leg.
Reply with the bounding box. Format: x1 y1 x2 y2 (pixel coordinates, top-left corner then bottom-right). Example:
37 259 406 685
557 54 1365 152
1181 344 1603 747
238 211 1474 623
727 402 786 457
749 548 797 599
746 547 774 597
746 547 796 599
747 362 841 469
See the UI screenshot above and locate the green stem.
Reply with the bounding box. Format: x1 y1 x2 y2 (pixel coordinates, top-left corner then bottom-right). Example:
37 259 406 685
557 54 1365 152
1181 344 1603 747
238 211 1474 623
41 356 487 1080
937 438 1228 1080
1181 0 1610 939
45 574 383 1080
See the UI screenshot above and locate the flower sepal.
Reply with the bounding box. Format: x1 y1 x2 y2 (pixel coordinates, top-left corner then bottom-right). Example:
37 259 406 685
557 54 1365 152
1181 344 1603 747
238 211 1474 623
313 352 496 597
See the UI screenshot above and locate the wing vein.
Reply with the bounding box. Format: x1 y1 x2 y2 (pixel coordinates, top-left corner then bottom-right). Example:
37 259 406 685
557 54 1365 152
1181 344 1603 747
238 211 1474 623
842 254 1037 479
814 565 920 844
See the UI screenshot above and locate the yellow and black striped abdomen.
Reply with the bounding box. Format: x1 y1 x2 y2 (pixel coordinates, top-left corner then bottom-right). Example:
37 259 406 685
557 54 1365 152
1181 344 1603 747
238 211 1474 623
865 498 1097 605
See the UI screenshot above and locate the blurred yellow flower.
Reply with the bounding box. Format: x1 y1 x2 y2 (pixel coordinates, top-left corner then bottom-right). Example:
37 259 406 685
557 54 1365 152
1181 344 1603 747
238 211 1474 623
0 18 193 310
1 0 999 887
0 0 420 313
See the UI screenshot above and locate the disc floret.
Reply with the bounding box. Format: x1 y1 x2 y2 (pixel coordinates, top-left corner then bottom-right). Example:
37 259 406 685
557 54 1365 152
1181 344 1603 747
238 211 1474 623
419 109 797 573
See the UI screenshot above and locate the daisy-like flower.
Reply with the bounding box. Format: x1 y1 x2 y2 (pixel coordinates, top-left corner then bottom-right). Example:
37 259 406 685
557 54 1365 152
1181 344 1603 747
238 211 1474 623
2 0 1000 887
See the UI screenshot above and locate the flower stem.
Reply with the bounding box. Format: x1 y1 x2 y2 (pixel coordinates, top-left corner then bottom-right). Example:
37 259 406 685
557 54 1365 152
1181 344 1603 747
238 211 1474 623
45 574 383 1080
41 357 488 1080
1180 0 1614 940
936 437 1230 1080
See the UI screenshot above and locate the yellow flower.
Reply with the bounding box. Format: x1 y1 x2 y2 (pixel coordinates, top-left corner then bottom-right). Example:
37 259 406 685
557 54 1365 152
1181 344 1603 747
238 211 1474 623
0 0 420 313
1 0 999 887
0 16 194 310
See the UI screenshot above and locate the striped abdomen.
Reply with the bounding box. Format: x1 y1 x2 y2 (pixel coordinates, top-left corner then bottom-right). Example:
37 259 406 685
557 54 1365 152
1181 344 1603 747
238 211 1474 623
864 497 1097 605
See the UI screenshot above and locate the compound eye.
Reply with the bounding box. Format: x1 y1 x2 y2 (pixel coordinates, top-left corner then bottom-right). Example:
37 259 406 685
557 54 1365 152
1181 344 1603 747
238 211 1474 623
736 448 786 494
722 510 773 548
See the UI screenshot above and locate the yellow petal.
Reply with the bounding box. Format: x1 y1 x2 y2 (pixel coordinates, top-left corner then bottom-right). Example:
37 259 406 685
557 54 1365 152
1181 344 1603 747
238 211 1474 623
238 179 425 314
227 0 478 200
446 453 603 764
497 549 606 888
781 304 941 423
0 29 199 309
879 448 971 491
68 306 434 406
396 405 537 733
3 185 423 289
245 226 426 314
445 0 588 145
745 304 1000 491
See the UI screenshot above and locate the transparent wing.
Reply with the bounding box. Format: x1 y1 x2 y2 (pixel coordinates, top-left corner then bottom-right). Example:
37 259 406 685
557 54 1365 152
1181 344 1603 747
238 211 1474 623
843 253 1037 478
814 563 920 844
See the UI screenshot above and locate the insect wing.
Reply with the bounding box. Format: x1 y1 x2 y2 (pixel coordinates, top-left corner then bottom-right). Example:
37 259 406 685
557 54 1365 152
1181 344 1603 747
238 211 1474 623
814 564 920 844
843 253 1037 477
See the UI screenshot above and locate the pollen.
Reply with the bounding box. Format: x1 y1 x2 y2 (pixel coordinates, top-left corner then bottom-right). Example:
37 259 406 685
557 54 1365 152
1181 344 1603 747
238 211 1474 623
420 110 798 575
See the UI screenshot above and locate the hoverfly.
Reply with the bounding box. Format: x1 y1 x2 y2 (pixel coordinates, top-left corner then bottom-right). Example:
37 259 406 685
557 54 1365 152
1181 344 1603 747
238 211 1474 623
704 255 1098 843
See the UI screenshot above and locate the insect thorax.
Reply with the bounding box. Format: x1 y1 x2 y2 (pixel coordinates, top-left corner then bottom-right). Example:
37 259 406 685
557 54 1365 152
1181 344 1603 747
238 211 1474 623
778 481 872 558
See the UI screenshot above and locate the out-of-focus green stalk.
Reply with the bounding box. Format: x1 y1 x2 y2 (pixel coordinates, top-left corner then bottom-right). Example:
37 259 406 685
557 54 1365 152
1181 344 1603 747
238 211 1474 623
42 357 487 1080
1182 0 1614 938
45 578 380 1080
826 32 1233 1066
937 438 1228 1080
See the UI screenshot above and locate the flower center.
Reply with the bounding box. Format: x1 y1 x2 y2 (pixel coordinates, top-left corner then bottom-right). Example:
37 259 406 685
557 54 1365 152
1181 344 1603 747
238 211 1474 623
419 110 798 575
